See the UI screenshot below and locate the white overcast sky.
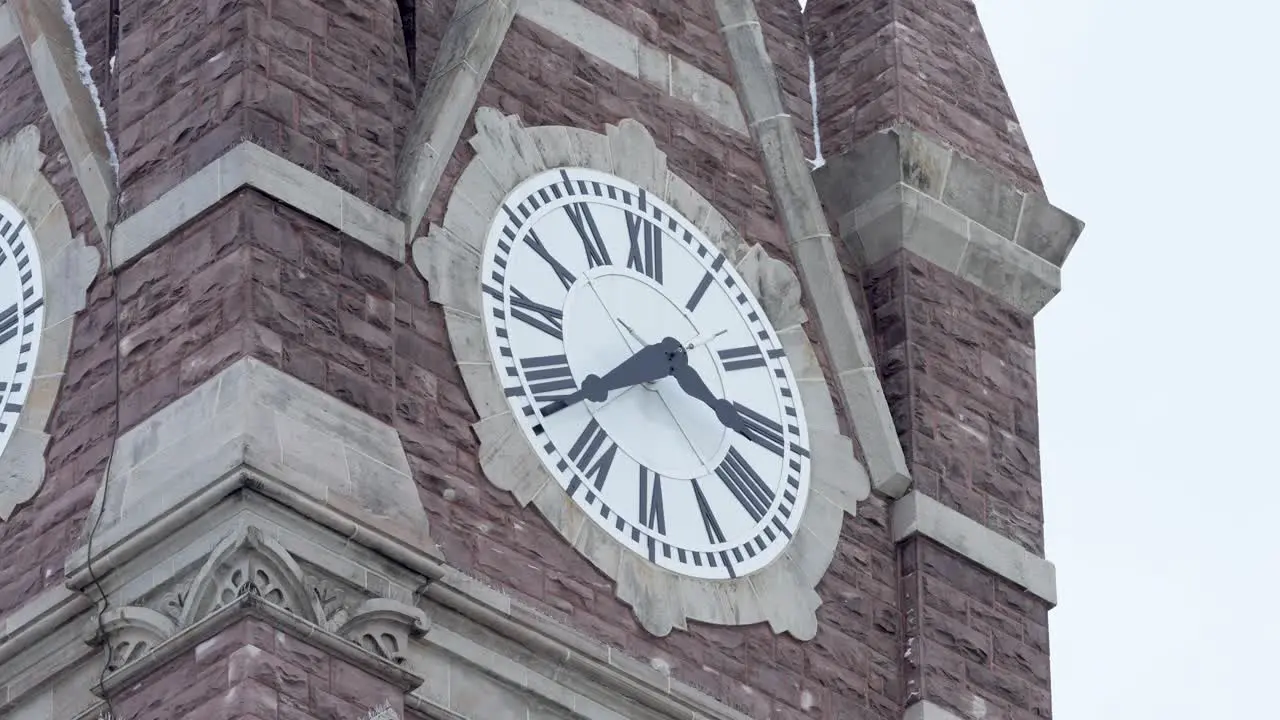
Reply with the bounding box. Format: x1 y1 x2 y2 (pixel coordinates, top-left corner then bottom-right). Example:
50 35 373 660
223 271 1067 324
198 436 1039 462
801 1 1279 717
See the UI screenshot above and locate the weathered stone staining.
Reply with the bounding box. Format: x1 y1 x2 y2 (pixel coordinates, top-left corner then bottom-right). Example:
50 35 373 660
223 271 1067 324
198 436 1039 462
0 0 1080 717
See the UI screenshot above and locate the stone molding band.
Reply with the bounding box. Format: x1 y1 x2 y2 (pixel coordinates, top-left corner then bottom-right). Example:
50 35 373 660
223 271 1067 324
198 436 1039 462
517 0 748 136
814 126 1085 316
111 142 406 269
713 0 912 497
903 700 966 720
892 491 1057 606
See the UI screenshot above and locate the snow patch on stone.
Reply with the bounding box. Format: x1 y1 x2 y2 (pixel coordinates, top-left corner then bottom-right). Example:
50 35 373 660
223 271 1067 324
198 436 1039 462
808 52 824 169
60 0 118 176
363 701 400 720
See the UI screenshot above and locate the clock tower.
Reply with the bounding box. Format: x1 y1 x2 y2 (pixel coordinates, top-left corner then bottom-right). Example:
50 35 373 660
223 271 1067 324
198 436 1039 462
0 0 1083 718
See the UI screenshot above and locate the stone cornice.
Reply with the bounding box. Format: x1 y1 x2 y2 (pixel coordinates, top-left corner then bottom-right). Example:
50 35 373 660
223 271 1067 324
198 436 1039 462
814 126 1085 316
892 492 1057 605
903 700 966 720
111 141 406 269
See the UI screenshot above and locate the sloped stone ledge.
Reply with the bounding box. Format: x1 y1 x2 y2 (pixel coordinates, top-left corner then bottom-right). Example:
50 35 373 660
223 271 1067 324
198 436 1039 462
65 357 439 584
892 491 1057 605
815 125 1085 316
111 142 405 269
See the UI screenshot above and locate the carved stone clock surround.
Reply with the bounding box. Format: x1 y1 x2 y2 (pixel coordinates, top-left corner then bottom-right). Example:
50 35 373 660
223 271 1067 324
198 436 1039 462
414 107 871 640
0 125 99 521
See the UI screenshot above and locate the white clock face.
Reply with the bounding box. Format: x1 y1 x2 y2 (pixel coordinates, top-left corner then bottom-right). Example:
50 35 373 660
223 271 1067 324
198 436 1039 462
479 167 810 580
0 197 44 456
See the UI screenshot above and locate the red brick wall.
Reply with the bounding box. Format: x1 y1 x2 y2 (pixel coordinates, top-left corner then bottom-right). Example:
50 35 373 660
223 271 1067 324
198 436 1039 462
110 617 406 718
116 0 414 216
866 252 1044 553
0 38 116 621
805 0 1042 191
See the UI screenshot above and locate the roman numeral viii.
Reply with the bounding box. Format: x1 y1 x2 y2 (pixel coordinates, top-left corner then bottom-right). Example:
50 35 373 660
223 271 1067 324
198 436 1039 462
569 418 618 491
625 212 663 283
715 447 775 523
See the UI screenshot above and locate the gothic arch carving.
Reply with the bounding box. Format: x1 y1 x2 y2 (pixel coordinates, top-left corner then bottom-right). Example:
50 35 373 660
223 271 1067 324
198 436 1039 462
93 606 177 673
180 525 324 627
338 598 430 666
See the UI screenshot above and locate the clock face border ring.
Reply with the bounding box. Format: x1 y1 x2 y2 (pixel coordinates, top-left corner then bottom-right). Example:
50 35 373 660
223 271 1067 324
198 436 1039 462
0 125 101 522
413 108 869 640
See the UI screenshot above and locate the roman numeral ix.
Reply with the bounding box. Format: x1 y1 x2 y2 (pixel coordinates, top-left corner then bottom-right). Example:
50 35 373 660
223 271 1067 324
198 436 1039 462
625 212 663 283
569 418 618 491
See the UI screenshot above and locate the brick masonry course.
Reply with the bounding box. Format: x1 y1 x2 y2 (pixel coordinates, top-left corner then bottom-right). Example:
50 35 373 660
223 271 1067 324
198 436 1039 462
109 617 406 719
115 0 415 219
0 33 115 624
805 0 1042 191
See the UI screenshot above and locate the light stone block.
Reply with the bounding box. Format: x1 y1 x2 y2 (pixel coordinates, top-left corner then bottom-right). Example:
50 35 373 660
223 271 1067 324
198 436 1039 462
0 4 16 48
69 357 434 580
669 56 747 134
903 701 966 720
958 222 1062 316
1015 191 1085 266
606 119 667 195
892 492 1057 605
942 153 1024 240
420 228 484 317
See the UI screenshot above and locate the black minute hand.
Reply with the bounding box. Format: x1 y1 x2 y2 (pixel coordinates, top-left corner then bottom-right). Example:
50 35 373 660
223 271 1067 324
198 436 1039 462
541 337 683 417
671 364 746 434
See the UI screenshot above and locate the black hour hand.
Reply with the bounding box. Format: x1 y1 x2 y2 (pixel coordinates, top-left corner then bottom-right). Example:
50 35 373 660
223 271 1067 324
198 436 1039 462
672 365 745 434
541 337 683 416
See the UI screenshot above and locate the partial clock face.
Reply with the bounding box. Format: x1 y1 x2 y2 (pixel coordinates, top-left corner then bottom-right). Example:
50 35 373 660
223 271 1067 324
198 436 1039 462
479 167 810 580
0 197 43 455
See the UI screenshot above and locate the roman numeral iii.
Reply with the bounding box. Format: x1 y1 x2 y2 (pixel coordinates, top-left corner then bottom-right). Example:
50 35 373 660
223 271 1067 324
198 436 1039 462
715 447 775 522
625 212 663 283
